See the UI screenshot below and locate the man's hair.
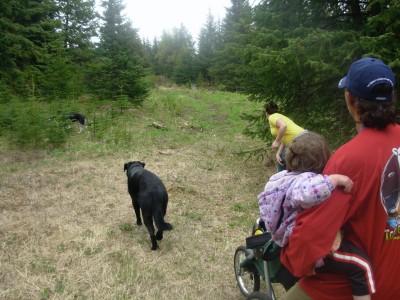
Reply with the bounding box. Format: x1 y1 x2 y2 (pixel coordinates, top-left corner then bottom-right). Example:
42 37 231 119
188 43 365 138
355 90 397 130
265 102 278 115
286 132 331 174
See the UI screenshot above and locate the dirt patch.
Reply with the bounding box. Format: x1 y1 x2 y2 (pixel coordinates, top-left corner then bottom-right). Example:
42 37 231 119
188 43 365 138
0 145 285 299
0 88 285 299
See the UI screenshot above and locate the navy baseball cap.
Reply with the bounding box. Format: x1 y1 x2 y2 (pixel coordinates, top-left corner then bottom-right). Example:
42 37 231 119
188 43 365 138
338 57 395 102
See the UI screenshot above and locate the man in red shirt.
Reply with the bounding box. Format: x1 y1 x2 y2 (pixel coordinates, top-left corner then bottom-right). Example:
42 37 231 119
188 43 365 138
281 57 400 299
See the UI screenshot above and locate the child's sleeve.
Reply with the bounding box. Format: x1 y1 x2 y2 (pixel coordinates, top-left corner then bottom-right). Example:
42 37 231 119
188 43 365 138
291 173 335 210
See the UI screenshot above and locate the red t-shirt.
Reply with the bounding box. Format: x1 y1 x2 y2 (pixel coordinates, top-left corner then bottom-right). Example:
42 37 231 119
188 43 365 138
281 124 400 299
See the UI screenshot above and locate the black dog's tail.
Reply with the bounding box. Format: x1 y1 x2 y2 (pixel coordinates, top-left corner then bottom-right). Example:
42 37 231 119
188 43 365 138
162 222 173 231
155 208 173 231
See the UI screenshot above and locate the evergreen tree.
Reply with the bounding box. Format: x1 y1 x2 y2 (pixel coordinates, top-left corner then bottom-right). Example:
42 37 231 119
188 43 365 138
0 0 60 99
141 38 155 70
172 25 196 85
92 0 149 103
156 25 196 85
35 0 99 99
209 0 253 91
156 31 175 79
240 0 399 148
55 0 98 62
150 38 161 76
362 0 400 72
196 10 220 87
39 39 83 99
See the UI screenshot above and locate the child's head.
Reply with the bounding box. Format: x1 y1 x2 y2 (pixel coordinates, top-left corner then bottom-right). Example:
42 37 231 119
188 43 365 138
286 131 331 174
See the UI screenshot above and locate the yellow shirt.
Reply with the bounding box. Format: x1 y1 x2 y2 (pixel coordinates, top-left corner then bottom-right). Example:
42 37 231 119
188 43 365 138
268 113 305 146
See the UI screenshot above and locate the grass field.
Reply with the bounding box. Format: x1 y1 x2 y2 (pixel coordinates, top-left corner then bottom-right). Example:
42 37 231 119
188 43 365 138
0 87 285 299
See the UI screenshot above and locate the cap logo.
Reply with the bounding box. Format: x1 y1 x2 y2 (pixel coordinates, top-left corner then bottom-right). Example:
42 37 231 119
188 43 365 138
367 77 394 88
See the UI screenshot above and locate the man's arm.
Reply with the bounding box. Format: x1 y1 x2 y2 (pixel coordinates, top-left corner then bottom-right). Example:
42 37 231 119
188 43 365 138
281 190 351 277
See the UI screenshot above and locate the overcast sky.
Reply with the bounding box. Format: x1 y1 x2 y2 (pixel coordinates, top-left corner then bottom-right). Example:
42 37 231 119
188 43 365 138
123 0 259 41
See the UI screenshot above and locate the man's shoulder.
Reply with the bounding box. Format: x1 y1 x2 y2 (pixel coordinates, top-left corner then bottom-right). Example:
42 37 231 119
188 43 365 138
337 125 400 152
326 126 400 173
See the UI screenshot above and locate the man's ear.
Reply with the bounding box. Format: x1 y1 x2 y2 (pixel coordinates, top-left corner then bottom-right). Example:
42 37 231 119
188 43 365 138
345 90 360 122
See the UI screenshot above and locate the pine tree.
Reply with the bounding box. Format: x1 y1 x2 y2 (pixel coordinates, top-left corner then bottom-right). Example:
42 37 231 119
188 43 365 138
55 0 98 62
196 10 220 87
155 25 196 85
209 0 253 91
239 0 400 148
91 0 149 103
0 0 60 99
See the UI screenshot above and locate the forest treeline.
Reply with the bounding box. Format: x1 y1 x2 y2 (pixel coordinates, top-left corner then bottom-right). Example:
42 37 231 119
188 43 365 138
1 0 399 149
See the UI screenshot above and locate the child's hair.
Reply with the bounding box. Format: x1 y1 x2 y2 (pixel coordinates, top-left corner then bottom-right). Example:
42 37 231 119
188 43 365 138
286 131 331 174
265 102 278 115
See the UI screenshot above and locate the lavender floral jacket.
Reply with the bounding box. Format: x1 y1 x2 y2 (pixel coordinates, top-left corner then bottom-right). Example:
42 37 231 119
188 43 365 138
258 171 335 247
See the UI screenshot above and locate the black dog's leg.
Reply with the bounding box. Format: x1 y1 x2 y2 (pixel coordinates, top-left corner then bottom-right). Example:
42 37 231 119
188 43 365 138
142 211 157 250
156 194 168 241
131 197 142 225
150 235 158 250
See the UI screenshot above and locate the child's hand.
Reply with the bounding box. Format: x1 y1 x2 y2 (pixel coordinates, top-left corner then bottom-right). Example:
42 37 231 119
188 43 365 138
341 178 353 192
329 174 353 192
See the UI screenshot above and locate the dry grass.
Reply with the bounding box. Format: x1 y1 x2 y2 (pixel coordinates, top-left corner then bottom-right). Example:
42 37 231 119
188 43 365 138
0 88 285 299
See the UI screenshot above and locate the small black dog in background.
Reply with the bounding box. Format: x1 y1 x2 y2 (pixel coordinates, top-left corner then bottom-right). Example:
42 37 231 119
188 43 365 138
124 161 173 250
66 112 88 133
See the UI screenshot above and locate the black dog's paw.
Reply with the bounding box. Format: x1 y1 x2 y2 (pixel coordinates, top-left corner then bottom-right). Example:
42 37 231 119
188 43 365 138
151 235 159 250
156 231 163 241
136 220 142 226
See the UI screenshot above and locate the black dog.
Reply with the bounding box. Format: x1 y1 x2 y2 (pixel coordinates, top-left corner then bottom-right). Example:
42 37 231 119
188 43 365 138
66 112 88 133
124 161 173 250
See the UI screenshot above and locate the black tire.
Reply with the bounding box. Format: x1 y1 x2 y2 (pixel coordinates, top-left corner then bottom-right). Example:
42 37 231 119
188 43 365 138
234 245 261 297
247 291 272 300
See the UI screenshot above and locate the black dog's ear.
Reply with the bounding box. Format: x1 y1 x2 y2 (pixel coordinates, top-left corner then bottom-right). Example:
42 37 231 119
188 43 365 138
135 161 145 168
124 163 128 172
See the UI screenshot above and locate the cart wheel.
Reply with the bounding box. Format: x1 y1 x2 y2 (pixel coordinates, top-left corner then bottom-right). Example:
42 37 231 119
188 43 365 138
234 245 261 297
247 291 272 300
